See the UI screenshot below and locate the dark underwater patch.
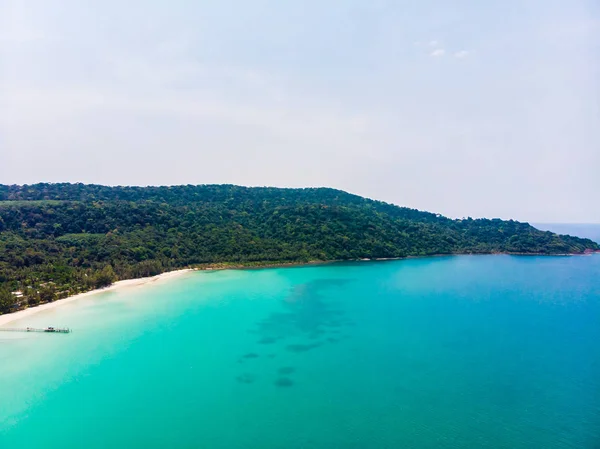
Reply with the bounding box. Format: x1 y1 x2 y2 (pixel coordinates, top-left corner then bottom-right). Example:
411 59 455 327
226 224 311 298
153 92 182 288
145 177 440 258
278 366 295 375
236 373 256 384
274 377 294 387
286 343 321 353
248 278 356 361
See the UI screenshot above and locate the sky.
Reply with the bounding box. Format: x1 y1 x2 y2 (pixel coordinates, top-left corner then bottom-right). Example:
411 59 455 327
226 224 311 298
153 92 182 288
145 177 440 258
1 0 598 223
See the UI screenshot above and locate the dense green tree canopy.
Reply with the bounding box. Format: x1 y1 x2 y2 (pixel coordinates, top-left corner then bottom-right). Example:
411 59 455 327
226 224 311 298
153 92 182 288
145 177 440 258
0 183 597 313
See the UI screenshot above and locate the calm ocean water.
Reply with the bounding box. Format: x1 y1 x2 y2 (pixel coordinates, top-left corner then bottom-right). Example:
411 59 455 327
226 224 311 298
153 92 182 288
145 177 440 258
1 254 599 448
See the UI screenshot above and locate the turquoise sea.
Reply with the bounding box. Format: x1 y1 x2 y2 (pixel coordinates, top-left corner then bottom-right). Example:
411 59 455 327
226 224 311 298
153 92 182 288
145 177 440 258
1 254 599 448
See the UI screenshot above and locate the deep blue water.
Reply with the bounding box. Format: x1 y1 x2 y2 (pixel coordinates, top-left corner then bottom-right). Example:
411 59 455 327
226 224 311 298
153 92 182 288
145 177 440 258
1 254 599 448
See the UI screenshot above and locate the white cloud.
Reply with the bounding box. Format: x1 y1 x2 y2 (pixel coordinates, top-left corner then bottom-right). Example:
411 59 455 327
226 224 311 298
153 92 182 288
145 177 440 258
430 49 445 57
429 40 439 47
454 50 469 58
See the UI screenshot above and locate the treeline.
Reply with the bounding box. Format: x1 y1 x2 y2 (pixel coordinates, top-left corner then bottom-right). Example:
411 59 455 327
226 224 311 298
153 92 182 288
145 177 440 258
0 183 597 314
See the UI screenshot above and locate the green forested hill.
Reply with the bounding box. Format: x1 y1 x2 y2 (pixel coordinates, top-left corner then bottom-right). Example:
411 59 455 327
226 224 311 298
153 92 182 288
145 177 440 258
0 183 597 313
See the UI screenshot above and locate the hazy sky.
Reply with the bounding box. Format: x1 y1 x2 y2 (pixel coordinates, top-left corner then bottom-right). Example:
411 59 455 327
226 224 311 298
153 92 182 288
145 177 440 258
1 0 598 222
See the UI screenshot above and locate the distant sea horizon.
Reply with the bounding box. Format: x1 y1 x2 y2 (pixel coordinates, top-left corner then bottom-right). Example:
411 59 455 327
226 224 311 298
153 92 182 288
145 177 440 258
532 223 600 244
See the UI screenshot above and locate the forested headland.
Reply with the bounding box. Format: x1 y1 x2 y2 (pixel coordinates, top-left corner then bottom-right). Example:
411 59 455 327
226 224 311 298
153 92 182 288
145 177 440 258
1 183 597 314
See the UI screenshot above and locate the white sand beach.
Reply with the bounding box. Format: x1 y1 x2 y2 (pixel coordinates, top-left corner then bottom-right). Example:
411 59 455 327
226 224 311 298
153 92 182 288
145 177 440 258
0 269 194 327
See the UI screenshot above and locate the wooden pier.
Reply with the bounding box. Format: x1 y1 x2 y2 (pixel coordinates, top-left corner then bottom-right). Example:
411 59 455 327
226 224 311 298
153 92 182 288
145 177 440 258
0 327 71 334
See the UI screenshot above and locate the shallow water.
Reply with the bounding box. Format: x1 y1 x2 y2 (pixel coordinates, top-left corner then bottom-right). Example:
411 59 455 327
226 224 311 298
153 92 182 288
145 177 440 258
1 255 599 448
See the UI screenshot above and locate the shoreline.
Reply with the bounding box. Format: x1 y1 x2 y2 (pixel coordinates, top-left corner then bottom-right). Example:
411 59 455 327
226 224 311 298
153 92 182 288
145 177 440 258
195 251 593 272
0 269 193 327
1 251 596 326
